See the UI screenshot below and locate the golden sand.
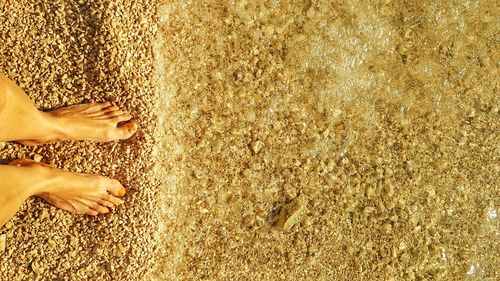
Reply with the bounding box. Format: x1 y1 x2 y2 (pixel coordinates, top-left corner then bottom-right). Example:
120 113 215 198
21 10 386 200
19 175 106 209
0 0 498 280
0 1 159 280
152 1 498 280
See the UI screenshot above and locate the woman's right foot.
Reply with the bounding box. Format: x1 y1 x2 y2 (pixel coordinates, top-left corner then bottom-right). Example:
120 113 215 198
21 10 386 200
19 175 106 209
18 102 138 145
9 159 126 216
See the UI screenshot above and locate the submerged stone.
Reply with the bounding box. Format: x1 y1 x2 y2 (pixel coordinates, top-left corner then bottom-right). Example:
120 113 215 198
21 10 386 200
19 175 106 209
277 195 309 231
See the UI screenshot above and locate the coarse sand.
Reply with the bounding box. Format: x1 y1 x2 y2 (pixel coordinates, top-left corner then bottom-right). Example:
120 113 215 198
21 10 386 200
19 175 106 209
1 1 160 280
1 1 499 281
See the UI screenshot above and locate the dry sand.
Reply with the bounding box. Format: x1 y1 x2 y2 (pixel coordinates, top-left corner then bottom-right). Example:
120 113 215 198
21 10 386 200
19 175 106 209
0 1 160 280
1 0 499 281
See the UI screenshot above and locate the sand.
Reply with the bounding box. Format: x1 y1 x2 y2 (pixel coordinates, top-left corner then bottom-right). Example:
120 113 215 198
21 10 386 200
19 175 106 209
152 1 498 280
0 1 160 280
0 0 499 281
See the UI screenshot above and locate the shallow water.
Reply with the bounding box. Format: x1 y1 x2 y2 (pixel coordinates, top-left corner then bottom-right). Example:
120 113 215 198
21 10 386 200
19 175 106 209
153 1 498 280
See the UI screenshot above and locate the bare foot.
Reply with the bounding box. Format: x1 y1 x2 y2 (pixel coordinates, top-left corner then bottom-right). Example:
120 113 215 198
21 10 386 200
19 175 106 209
19 102 138 145
9 159 126 216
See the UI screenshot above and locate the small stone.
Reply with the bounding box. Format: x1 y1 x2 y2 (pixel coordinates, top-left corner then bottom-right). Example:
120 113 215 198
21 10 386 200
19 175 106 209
399 253 410 263
249 140 264 154
389 214 398 222
346 245 355 255
381 222 392 234
68 235 78 247
384 167 394 176
33 154 43 162
383 184 394 197
354 261 362 272
426 187 436 197
277 194 309 231
284 184 297 199
0 234 6 253
0 142 5 150
31 260 44 275
47 238 56 248
39 208 49 220
93 245 104 256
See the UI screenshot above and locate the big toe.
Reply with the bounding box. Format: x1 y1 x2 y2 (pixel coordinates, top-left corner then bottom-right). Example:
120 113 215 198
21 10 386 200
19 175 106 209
116 121 138 140
105 179 127 197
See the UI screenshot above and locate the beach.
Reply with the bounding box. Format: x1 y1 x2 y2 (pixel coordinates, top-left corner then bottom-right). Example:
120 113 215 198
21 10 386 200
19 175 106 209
1 1 499 280
0 1 159 280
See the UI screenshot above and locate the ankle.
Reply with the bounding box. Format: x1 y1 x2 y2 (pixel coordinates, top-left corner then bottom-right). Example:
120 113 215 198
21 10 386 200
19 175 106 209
36 111 66 142
21 164 60 196
5 163 55 197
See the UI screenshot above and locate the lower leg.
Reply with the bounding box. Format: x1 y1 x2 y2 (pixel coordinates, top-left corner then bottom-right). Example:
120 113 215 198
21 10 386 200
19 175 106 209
0 160 126 227
0 73 61 142
0 164 48 227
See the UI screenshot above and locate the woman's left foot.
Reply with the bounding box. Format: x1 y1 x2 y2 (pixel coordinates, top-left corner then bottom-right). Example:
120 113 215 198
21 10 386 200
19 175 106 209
9 159 126 216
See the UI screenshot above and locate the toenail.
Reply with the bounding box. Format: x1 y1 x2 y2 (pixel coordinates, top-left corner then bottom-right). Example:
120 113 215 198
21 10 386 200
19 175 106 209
119 188 126 196
126 123 137 132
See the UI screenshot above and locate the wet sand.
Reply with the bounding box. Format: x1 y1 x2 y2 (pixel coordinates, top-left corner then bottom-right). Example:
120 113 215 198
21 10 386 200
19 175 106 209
0 1 498 280
153 1 498 280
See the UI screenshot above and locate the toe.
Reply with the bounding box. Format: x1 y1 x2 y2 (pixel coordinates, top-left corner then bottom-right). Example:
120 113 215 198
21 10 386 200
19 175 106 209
106 109 126 118
17 140 43 146
104 105 120 112
86 209 99 216
104 194 124 206
106 179 127 197
94 110 129 120
117 121 138 139
98 199 115 208
92 204 110 214
111 113 133 123
8 159 51 168
85 102 113 114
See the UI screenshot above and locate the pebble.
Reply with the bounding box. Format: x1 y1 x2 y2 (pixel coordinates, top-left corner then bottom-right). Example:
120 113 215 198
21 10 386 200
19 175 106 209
0 234 6 253
381 223 392 234
33 154 43 162
277 195 309 231
249 140 264 155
